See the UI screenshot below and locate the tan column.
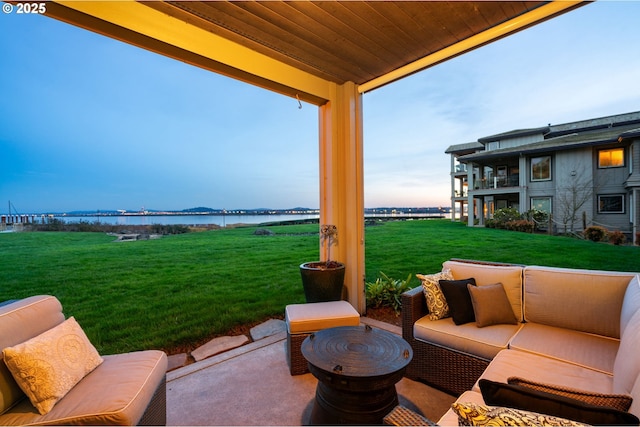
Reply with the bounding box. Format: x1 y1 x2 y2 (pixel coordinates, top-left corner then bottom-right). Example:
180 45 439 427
318 81 365 314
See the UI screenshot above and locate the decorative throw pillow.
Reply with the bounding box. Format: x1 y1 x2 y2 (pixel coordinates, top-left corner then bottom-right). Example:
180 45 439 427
2 317 103 415
452 401 588 426
468 282 518 327
438 278 476 325
416 268 454 320
479 379 639 426
507 377 633 412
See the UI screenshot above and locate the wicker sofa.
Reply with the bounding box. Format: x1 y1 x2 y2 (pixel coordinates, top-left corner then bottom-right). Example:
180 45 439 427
0 295 167 425
401 259 640 425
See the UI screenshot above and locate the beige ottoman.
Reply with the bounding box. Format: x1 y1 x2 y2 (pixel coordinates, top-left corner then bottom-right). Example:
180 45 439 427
285 301 360 375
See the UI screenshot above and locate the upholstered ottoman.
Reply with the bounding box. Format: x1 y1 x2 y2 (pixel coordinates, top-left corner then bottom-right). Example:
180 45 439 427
285 301 360 375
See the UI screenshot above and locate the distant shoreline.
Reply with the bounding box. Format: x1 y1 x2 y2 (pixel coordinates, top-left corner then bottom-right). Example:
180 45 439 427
3 206 449 217
2 207 451 229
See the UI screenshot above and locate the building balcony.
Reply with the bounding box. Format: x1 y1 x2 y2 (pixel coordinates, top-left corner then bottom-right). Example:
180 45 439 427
473 175 520 190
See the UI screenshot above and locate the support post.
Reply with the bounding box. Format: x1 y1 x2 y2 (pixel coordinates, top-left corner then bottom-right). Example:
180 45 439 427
318 82 365 314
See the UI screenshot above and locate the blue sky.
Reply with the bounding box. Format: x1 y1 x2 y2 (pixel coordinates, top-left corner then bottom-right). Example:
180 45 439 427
1 2 640 214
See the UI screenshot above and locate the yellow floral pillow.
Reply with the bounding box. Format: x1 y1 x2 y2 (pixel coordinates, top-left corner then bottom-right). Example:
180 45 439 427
452 402 587 426
417 268 453 320
2 317 103 415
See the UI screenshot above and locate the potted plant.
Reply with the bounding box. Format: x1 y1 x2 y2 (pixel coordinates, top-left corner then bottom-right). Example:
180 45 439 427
299 224 345 302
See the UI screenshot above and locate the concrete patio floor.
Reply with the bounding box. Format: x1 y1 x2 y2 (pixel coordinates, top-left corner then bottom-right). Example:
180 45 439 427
166 318 456 425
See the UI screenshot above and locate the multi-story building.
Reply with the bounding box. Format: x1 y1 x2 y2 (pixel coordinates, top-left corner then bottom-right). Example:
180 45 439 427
446 111 640 244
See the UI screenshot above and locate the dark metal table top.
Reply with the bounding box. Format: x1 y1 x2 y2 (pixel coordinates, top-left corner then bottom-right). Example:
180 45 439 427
301 325 412 378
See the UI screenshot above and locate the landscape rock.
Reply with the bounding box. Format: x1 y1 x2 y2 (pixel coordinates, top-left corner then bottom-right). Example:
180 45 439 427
254 228 274 236
167 353 188 372
191 335 249 362
250 318 286 341
108 232 162 242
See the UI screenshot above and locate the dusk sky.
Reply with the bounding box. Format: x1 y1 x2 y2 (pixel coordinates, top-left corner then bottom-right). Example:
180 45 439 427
2 2 640 214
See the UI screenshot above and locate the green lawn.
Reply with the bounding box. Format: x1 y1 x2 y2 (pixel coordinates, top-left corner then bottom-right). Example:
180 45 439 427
1 220 637 355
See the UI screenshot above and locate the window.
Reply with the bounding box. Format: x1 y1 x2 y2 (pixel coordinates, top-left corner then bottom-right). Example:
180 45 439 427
598 194 625 213
531 197 552 213
497 165 507 186
598 148 624 168
531 156 551 181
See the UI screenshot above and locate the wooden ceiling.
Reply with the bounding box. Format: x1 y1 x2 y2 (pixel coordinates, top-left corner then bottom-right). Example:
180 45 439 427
38 1 585 101
144 1 563 86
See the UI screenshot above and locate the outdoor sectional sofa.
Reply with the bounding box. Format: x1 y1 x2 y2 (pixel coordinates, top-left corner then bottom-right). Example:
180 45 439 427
400 259 640 425
0 295 167 425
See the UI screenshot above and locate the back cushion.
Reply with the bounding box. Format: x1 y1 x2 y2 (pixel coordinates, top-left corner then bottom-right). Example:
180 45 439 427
524 267 634 338
613 309 640 395
442 261 523 321
627 365 640 418
0 296 65 414
620 275 640 337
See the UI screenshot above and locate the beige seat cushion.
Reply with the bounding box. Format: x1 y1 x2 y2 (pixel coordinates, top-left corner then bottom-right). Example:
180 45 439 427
509 323 620 374
414 317 522 360
475 349 614 395
285 301 360 334
0 350 167 426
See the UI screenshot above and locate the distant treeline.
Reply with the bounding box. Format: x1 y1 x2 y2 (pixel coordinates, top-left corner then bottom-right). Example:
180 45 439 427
29 218 194 234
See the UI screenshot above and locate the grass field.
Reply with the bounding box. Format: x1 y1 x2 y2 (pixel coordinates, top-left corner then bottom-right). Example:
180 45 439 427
1 220 637 355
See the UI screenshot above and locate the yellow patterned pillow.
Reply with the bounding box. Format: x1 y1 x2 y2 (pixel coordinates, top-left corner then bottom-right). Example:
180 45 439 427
452 402 588 426
2 317 103 415
417 268 453 320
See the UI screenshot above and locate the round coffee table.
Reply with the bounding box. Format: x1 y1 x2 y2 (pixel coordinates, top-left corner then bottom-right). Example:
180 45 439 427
301 325 413 425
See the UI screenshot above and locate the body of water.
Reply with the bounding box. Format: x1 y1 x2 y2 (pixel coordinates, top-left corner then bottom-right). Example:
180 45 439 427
6 211 449 229
51 214 319 227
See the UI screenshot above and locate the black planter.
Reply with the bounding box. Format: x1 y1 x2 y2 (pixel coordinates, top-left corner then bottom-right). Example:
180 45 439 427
299 261 345 303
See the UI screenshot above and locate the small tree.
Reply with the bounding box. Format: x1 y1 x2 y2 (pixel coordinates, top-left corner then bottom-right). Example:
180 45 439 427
556 167 594 234
320 224 339 267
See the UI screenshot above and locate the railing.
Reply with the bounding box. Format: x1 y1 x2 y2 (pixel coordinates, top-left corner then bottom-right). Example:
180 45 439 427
473 175 519 190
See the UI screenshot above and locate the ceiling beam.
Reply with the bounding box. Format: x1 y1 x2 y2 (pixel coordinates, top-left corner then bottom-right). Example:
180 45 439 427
49 0 333 105
358 1 587 93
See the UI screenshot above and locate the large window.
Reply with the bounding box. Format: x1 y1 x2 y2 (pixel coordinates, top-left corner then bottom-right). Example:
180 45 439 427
598 148 624 168
598 194 625 213
531 156 551 181
531 197 552 213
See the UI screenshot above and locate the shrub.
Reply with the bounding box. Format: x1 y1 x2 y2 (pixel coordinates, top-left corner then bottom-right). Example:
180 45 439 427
608 230 626 246
525 209 549 231
525 209 549 223
365 272 412 313
492 208 522 229
584 226 608 242
505 219 535 233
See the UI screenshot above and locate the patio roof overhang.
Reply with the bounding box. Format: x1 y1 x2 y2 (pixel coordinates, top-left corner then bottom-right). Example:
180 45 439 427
35 0 586 313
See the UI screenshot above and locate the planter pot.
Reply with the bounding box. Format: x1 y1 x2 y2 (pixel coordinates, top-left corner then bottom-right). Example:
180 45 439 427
300 261 345 303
